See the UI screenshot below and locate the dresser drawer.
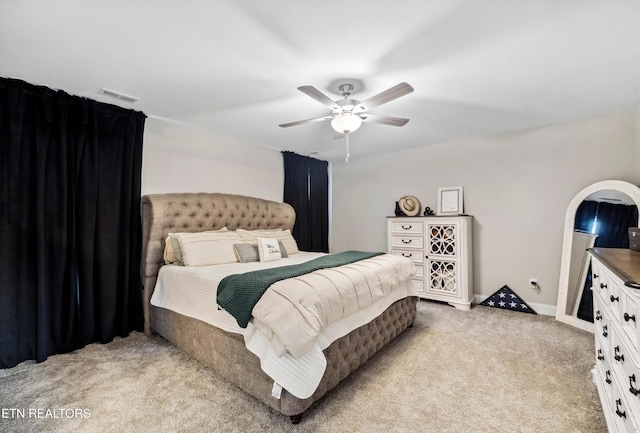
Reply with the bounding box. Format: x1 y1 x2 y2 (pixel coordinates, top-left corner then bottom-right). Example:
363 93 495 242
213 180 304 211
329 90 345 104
620 288 640 351
390 221 423 235
390 248 422 264
390 236 423 250
413 264 424 279
608 275 623 324
592 260 610 305
611 378 639 433
595 294 612 358
611 328 640 425
594 357 614 407
410 278 424 294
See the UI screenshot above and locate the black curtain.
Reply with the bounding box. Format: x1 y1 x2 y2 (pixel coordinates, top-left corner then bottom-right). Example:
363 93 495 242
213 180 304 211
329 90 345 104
592 201 638 248
575 200 638 322
282 151 329 253
574 200 599 233
0 78 145 368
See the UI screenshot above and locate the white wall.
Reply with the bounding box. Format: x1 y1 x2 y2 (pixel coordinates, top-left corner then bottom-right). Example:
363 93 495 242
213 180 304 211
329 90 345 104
331 111 639 309
142 118 283 201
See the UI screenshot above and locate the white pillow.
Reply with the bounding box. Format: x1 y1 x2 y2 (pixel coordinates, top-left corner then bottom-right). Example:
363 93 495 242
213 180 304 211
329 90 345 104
173 230 243 266
237 228 300 254
163 228 228 264
257 237 282 262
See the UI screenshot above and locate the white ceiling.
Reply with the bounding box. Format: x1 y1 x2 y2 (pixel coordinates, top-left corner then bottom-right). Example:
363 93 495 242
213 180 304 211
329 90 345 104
2 0 640 163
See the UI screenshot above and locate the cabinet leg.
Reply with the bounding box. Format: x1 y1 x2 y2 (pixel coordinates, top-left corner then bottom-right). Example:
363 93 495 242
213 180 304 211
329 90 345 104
448 302 472 310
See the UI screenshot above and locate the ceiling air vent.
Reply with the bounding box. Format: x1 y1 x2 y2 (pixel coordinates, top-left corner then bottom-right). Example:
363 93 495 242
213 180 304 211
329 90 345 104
99 88 139 103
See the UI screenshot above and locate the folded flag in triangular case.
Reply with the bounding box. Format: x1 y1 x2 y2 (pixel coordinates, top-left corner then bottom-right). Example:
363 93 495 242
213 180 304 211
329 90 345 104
479 285 537 314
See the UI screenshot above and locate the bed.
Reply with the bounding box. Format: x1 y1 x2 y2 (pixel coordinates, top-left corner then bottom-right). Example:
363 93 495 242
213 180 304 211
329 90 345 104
141 192 418 423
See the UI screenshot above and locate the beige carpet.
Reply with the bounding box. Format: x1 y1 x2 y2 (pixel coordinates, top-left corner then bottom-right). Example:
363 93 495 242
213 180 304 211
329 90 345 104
0 300 605 433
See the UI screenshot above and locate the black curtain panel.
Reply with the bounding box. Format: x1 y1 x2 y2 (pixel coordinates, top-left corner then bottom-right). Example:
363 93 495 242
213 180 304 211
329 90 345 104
74 101 145 344
575 200 638 322
592 201 638 248
0 78 145 368
282 151 329 253
574 200 599 233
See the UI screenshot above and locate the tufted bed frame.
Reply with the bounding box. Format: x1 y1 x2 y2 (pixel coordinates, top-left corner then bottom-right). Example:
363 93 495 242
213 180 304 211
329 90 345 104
141 192 417 423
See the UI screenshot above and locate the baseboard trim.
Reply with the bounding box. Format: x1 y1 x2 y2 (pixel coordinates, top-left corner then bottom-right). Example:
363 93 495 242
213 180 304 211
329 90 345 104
474 294 556 316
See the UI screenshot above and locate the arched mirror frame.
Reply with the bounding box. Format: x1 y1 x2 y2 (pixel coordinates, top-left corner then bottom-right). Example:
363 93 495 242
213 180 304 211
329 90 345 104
556 180 640 332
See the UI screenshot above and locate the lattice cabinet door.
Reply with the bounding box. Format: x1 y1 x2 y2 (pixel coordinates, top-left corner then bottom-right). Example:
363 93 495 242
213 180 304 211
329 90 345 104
424 217 473 309
426 222 461 296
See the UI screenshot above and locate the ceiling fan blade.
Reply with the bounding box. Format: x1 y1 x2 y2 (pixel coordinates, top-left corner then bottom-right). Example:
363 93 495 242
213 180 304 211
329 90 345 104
360 113 410 127
353 82 414 113
297 86 342 111
278 115 332 128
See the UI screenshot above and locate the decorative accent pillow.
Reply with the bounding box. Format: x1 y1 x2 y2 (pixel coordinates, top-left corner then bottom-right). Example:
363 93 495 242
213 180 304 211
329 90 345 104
237 228 300 254
257 237 282 262
164 228 228 264
164 235 186 265
233 241 288 263
172 230 243 266
163 235 180 264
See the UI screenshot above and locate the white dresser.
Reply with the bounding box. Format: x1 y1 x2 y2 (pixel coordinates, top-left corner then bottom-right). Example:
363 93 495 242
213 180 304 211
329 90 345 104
387 216 473 310
591 248 640 432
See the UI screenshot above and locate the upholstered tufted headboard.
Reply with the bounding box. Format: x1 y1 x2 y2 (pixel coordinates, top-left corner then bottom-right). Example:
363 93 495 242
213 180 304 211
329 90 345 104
140 192 295 334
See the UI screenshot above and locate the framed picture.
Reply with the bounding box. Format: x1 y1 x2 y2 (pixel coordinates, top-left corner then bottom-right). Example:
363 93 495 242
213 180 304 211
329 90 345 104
437 186 463 216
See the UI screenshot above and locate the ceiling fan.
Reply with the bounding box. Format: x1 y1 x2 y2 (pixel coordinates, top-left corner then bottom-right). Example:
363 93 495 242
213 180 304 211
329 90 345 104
279 82 414 161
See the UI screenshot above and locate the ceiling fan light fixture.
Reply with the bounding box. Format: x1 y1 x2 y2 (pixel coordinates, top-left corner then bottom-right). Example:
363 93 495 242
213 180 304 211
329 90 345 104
331 113 362 133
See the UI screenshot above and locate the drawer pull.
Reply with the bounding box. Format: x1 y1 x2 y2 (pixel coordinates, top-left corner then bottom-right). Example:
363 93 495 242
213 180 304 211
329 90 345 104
610 294 619 303
606 370 612 384
614 346 625 362
401 225 412 230
629 374 640 396
595 310 602 321
401 239 412 244
602 325 608 338
597 349 604 361
615 399 626 419
600 283 608 289
624 312 636 322
401 253 413 258
593 273 599 279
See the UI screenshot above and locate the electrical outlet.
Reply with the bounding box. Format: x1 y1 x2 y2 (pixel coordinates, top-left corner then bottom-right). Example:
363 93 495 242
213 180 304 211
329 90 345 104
529 278 538 290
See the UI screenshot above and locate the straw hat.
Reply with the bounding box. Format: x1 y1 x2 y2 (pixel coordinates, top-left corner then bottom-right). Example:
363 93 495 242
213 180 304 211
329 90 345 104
398 196 421 217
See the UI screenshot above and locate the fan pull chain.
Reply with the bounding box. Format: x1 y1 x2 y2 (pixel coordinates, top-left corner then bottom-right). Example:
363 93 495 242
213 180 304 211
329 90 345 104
345 132 350 163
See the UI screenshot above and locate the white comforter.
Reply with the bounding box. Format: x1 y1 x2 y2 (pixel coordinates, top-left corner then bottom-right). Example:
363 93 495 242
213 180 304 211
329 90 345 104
250 253 416 358
151 252 416 399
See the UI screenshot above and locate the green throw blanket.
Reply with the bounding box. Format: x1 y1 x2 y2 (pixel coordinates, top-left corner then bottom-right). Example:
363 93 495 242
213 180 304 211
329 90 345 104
217 250 384 328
